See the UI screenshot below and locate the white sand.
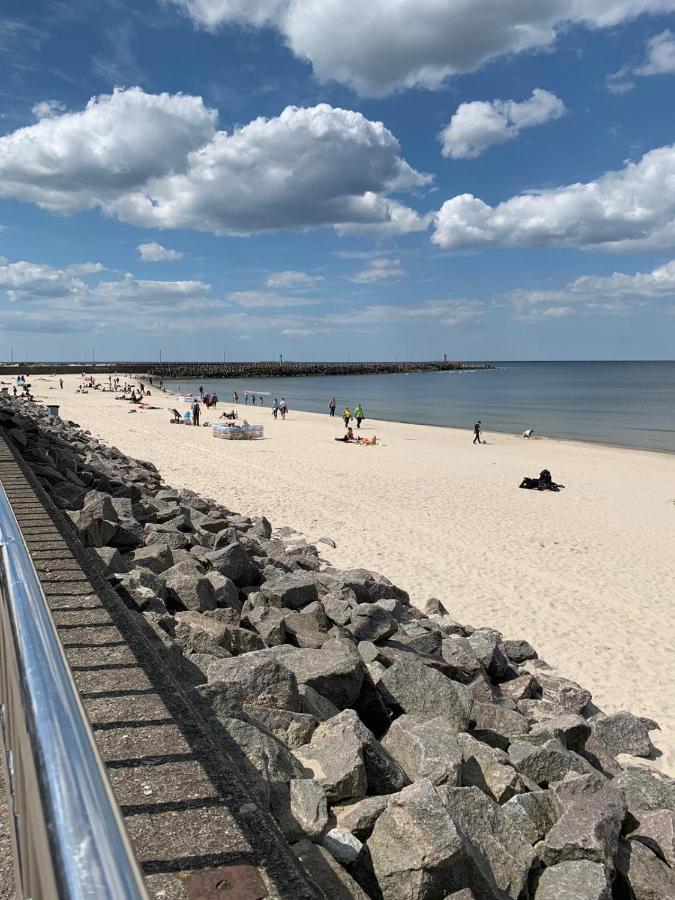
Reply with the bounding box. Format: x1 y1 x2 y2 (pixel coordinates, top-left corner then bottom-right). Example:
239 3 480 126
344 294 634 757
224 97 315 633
31 374 675 773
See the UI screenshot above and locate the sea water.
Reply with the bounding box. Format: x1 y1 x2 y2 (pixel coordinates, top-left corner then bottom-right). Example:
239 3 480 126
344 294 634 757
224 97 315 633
160 361 675 453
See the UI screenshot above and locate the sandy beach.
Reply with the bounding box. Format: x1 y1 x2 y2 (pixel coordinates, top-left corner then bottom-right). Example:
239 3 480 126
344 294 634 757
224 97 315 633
27 373 675 774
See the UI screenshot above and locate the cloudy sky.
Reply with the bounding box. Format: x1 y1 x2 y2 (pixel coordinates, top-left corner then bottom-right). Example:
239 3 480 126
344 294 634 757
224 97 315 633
1 1 675 361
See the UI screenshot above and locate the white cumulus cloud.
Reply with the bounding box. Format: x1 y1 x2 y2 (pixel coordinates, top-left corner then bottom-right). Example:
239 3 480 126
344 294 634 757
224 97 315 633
440 89 565 159
31 99 66 119
265 270 324 289
0 87 217 212
170 0 675 95
171 0 284 28
138 242 184 262
349 258 404 284
636 29 675 75
433 142 675 252
507 259 675 318
0 89 428 238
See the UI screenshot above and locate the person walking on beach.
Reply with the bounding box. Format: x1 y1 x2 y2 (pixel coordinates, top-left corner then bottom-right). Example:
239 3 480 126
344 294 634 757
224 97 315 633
199 385 204 399
343 406 352 428
272 398 279 419
59 378 63 389
329 397 336 417
354 403 365 429
279 398 288 420
192 400 200 427
473 420 482 444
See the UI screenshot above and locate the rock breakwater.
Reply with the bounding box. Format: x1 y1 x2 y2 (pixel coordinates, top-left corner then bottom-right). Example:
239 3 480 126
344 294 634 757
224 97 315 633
1 394 673 900
146 360 493 380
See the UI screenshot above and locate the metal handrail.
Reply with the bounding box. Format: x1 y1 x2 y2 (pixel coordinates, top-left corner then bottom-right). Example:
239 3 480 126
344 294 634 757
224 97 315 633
0 481 149 899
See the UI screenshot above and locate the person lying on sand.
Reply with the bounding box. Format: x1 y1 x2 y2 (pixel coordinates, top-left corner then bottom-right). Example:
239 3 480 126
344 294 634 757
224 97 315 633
358 434 377 445
519 469 565 491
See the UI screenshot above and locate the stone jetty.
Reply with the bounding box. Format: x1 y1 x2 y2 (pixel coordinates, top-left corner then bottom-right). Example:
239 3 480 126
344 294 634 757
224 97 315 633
1 393 673 900
0 360 492 380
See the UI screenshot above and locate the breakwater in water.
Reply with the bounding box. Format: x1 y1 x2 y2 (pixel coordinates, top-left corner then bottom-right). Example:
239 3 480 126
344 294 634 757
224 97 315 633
144 361 492 379
0 360 492 379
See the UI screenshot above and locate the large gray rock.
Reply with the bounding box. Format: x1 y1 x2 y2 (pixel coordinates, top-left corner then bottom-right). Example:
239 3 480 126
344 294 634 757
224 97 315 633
260 573 319 609
205 543 258 586
541 786 626 870
284 603 331 649
378 659 471 731
246 606 288 645
528 714 591 753
145 529 190 550
292 838 371 900
534 861 611 899
617 837 675 899
382 715 462 787
163 560 217 612
334 796 389 841
298 684 341 722
503 791 562 845
527 668 591 714
322 828 363 865
290 779 329 841
294 730 366 804
500 674 538 702
207 653 300 711
460 754 524 805
93 546 129 576
591 711 655 758
502 639 538 663
612 767 675 814
441 786 536 900
271 646 365 709
205 570 241 610
440 638 482 683
348 604 398 642
509 739 601 786
130 542 173 574
467 631 509 680
114 568 167 613
470 702 530 748
368 780 465 900
295 710 408 801
244 706 317 749
209 715 304 800
630 809 675 867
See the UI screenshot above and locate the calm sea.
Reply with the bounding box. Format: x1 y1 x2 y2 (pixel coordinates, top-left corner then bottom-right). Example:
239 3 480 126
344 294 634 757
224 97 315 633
161 361 675 453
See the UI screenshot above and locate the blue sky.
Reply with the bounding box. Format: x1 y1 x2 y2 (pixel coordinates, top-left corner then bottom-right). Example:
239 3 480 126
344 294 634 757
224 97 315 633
1 0 675 361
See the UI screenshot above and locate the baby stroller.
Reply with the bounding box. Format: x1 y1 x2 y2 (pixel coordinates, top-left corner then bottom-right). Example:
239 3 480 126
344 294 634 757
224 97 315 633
170 408 183 424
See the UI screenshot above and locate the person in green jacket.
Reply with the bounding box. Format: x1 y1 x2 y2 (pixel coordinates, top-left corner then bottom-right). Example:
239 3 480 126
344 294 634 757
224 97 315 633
343 406 352 428
354 403 365 429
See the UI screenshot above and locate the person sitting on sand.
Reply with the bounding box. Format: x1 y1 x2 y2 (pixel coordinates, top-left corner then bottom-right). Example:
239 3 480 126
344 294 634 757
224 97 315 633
335 427 356 443
219 410 238 420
